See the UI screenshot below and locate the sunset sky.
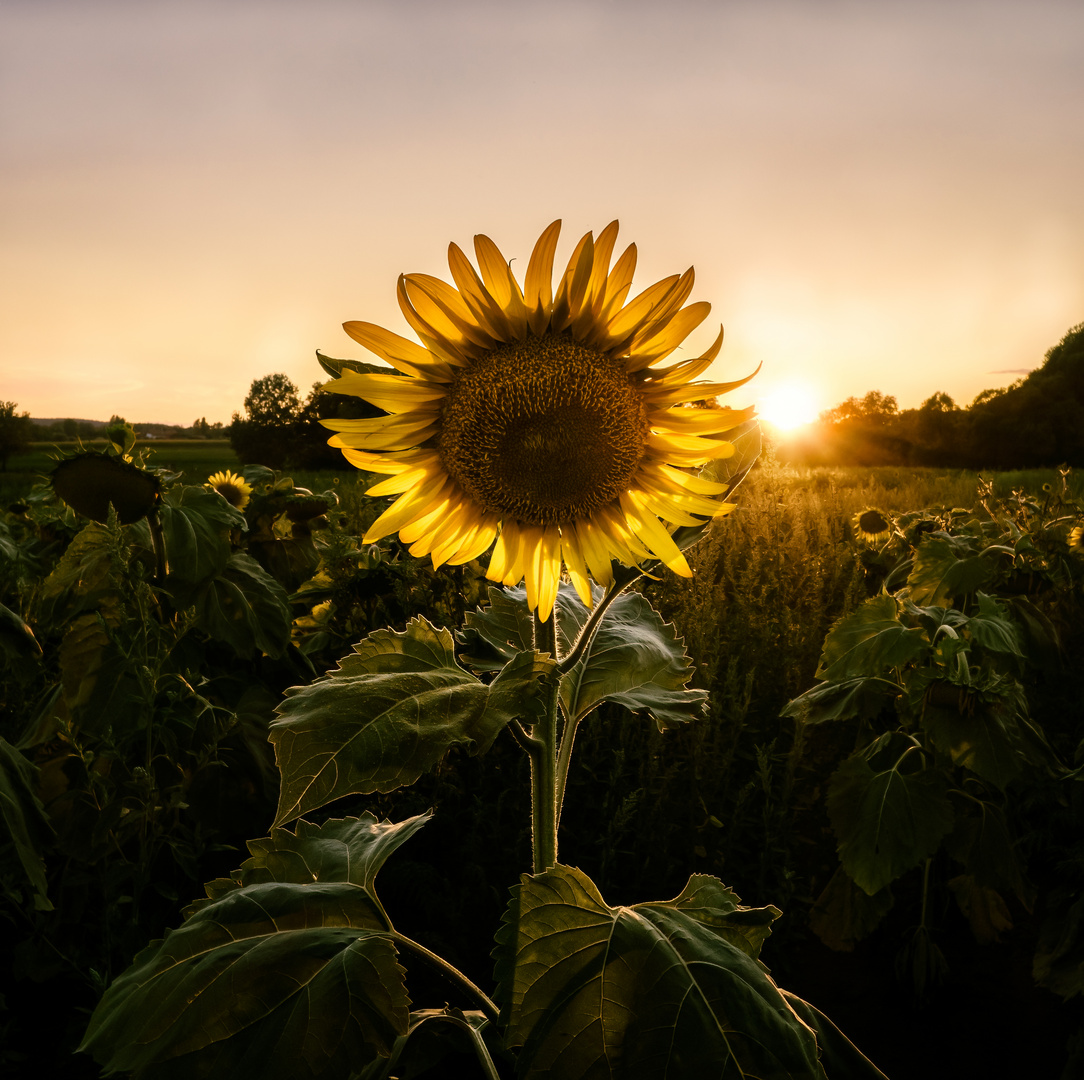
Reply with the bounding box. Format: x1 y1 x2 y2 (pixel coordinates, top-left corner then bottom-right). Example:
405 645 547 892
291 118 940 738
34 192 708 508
3 0 1082 427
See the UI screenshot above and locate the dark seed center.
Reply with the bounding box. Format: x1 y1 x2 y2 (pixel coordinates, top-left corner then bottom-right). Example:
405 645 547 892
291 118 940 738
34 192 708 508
438 333 647 525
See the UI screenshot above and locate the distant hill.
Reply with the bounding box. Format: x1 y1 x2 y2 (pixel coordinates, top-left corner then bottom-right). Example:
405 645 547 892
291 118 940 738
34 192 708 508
31 418 188 437
31 417 107 429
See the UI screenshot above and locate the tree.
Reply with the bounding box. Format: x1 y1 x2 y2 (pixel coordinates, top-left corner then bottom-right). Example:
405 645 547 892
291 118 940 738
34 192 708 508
0 401 32 471
229 374 306 469
243 374 302 427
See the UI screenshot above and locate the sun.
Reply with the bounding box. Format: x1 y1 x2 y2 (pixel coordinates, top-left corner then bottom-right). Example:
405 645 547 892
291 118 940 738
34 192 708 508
757 381 820 431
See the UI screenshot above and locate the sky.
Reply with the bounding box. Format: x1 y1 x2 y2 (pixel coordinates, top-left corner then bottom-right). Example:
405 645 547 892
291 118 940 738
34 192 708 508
2 0 1082 427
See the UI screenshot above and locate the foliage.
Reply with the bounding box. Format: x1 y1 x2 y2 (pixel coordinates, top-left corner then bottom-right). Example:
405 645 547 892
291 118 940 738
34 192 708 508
0 401 33 471
6 445 1082 1075
783 467 1084 999
61 419 900 1079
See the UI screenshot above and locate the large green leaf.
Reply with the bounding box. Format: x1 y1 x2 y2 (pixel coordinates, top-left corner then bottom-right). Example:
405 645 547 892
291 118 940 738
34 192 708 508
943 799 1028 901
496 864 826 1080
921 691 1028 790
827 734 954 895
271 618 554 825
809 867 893 952
0 737 54 911
907 535 993 607
966 592 1023 657
159 485 245 593
193 553 292 659
464 584 707 728
80 815 420 1079
781 677 901 725
817 593 929 681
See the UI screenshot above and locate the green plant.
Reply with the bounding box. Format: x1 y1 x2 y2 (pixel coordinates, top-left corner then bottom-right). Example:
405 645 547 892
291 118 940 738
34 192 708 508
74 425 891 1079
783 470 1084 998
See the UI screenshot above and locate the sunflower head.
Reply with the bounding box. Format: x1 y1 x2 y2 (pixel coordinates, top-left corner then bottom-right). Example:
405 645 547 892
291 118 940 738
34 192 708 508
1069 524 1084 557
320 220 757 620
207 470 253 510
853 508 892 546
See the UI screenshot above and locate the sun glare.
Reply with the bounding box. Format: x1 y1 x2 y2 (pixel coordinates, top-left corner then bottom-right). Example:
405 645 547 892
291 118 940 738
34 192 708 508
757 382 820 431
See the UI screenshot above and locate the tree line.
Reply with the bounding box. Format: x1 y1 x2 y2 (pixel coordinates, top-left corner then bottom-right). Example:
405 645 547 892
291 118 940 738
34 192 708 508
779 322 1084 468
5 321 1081 474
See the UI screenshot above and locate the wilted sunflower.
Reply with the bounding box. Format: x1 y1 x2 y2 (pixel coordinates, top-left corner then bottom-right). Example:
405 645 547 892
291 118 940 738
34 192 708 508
853 508 892 546
207 470 253 510
321 220 756 621
1069 524 1084 556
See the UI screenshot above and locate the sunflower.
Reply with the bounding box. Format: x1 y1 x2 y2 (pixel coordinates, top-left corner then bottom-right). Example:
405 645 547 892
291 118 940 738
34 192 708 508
321 220 756 621
1069 524 1084 557
853 508 892 546
207 470 253 510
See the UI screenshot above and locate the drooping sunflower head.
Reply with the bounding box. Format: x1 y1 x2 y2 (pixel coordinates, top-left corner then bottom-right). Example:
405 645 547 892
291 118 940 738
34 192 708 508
321 220 757 621
853 508 892 546
207 470 253 510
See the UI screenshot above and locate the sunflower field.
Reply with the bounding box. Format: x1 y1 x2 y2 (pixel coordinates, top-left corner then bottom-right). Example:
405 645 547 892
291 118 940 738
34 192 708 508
1 450 1082 1078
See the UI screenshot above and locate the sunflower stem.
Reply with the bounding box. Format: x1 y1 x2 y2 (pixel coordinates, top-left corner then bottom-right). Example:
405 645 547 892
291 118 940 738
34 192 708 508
557 570 641 677
530 611 560 874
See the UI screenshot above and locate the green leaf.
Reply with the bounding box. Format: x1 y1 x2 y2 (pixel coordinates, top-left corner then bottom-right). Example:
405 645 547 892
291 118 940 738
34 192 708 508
966 592 1022 657
465 584 707 728
827 734 954 895
497 864 826 1080
817 593 929 681
81 889 406 1079
159 485 244 593
779 991 890 1080
943 800 1027 900
189 812 430 918
193 553 292 659
271 618 554 826
557 586 707 727
81 815 420 1079
781 677 901 725
0 737 54 911
921 692 1028 789
907 535 993 607
809 866 893 952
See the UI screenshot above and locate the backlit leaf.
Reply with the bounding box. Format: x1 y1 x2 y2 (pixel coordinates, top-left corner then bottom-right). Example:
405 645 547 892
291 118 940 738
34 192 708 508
271 618 554 825
781 676 901 725
827 735 954 895
497 864 825 1080
193 553 292 659
81 815 420 1079
818 593 928 681
907 535 993 607
464 584 706 729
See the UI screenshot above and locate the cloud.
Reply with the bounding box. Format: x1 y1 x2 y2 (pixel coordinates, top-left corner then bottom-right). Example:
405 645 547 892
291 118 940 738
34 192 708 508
988 368 1034 375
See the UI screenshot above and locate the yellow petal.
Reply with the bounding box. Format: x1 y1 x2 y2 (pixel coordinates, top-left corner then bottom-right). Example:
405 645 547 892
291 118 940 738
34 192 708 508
604 274 680 347
364 477 450 542
534 526 562 623
447 242 515 341
627 301 712 372
560 530 595 608
550 232 592 334
524 220 561 335
342 321 455 382
446 516 500 565
474 234 528 337
619 490 693 577
329 370 446 413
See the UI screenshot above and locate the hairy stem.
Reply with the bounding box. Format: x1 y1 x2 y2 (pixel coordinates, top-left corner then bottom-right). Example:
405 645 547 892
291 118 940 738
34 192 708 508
388 932 500 1023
